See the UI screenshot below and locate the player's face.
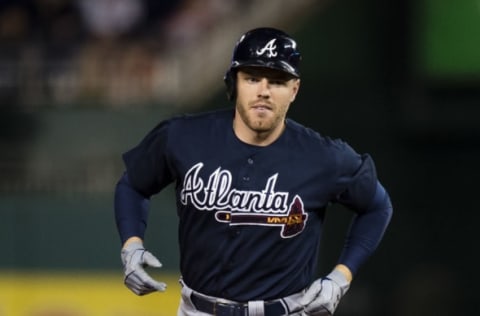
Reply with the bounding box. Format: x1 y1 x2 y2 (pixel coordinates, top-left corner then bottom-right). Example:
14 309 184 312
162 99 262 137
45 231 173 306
234 67 300 144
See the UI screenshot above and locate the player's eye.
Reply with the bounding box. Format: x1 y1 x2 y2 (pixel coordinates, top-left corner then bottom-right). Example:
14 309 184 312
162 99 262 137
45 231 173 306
245 76 260 83
269 79 288 85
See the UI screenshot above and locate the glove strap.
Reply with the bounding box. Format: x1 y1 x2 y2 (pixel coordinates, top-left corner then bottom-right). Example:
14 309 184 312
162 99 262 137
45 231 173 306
327 269 351 293
123 240 144 252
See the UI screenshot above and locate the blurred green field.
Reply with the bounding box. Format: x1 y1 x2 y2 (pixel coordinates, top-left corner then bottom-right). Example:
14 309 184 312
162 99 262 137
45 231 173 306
0 272 181 316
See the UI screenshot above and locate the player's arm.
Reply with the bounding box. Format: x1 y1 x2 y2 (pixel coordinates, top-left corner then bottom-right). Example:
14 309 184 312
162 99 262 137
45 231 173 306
114 172 150 244
338 180 393 275
302 182 392 315
114 172 166 295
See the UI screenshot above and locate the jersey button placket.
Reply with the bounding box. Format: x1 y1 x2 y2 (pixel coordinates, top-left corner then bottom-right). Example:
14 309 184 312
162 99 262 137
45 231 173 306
243 157 253 182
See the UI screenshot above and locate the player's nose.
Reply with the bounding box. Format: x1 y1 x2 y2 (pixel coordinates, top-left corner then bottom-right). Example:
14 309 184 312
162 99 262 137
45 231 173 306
257 78 271 98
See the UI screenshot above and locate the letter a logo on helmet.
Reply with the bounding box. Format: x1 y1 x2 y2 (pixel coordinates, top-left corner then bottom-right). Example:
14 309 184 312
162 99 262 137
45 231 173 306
256 39 278 58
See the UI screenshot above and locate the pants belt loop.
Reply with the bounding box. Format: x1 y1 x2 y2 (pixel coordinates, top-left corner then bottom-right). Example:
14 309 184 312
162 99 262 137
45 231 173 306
247 300 264 316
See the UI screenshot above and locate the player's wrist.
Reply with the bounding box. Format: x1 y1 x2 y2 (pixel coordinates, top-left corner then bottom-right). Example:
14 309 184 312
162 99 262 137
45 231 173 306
122 236 143 249
333 264 353 283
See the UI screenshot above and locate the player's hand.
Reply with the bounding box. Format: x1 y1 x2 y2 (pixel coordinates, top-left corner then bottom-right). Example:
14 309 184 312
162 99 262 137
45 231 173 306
300 269 350 315
120 240 167 295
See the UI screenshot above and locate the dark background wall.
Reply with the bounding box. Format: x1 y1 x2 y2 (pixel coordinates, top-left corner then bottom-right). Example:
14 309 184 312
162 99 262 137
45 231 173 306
1 0 479 315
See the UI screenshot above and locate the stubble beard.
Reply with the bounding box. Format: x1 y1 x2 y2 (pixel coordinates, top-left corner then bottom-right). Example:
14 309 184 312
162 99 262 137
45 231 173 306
237 103 285 136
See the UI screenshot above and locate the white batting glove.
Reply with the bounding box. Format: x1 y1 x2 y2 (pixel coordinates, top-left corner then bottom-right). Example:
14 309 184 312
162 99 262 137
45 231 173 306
301 269 350 315
120 240 167 295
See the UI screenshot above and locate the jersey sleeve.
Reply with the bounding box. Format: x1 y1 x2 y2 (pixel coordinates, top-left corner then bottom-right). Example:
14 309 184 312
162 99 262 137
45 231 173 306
338 181 393 274
122 120 175 197
332 142 378 213
114 172 150 244
330 141 393 274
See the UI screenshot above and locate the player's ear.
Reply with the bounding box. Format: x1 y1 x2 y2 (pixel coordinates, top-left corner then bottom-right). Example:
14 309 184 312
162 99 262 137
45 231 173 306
224 69 237 101
290 79 300 102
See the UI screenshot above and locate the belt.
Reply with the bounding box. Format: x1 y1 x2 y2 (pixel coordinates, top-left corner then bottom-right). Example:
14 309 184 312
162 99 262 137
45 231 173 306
190 292 288 316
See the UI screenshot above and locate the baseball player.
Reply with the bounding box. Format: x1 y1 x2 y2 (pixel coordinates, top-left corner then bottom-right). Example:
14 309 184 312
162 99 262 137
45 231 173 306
115 27 393 315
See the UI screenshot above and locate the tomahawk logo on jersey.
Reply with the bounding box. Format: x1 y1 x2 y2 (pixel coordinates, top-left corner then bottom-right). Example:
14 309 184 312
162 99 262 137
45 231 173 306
181 162 308 238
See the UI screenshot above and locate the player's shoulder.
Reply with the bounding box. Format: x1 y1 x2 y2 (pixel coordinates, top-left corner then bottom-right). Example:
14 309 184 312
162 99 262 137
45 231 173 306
285 118 349 151
284 118 362 171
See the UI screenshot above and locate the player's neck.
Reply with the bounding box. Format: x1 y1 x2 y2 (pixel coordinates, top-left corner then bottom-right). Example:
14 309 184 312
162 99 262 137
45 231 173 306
233 116 285 147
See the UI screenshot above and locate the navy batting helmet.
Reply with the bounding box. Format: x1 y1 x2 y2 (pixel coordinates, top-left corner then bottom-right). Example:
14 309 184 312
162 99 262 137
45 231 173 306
224 27 301 101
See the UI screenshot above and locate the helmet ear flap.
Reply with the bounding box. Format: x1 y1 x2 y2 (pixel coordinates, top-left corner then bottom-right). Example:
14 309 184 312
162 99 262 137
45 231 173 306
224 69 236 101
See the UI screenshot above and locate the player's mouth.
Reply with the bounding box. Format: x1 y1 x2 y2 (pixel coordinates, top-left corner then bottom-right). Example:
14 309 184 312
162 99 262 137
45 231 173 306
251 103 272 113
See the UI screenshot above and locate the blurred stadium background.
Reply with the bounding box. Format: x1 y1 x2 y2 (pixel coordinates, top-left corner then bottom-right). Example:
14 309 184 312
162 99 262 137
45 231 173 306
1 0 479 315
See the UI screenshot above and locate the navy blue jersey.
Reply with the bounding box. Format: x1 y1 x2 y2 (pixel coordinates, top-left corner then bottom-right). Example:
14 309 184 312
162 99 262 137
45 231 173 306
122 108 378 301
